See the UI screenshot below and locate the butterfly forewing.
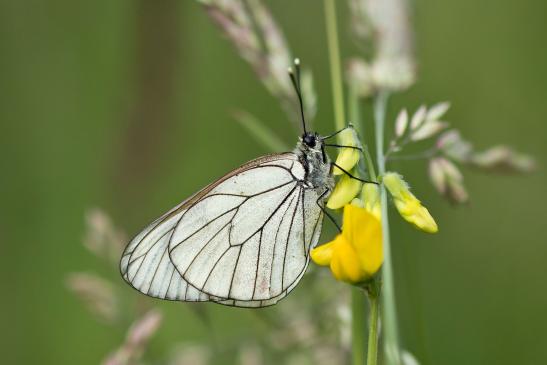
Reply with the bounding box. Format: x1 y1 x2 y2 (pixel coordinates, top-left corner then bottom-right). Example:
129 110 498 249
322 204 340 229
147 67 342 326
120 153 325 307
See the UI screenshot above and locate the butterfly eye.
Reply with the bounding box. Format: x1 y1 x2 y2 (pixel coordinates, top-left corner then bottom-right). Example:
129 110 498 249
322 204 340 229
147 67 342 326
303 134 316 147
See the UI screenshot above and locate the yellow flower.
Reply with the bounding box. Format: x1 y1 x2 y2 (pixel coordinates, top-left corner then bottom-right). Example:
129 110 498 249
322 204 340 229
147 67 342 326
382 172 438 233
311 205 383 284
333 128 360 175
327 171 362 209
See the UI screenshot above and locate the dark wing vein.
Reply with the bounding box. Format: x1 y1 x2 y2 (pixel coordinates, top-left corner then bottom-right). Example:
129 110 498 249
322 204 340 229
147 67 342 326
233 184 298 247
227 245 244 297
251 230 263 299
165 268 176 297
127 229 172 281
127 228 172 267
181 221 232 278
200 245 237 292
281 187 303 291
301 189 306 256
169 206 240 252
269 191 298 295
145 231 172 294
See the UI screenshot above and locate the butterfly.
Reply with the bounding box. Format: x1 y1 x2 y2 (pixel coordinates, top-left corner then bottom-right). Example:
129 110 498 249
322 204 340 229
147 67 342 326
119 59 367 307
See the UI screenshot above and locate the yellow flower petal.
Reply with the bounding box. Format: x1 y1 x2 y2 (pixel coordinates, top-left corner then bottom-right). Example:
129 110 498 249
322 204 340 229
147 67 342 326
333 148 360 175
383 172 438 233
333 128 360 175
327 173 362 209
312 204 384 285
330 238 364 283
343 205 383 276
310 239 337 266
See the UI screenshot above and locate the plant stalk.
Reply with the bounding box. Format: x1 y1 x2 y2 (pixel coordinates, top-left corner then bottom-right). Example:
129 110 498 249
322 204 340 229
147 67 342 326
348 85 362 137
374 91 401 365
352 288 368 365
324 0 345 131
325 2 370 364
366 288 380 365
349 86 377 182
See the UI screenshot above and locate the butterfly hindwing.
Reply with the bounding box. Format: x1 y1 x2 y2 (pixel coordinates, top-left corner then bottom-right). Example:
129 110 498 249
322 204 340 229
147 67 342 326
120 203 211 302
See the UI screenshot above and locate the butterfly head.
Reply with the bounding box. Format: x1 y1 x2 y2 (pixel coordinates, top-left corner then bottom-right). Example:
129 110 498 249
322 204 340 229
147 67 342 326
302 132 318 148
300 132 323 151
298 131 329 165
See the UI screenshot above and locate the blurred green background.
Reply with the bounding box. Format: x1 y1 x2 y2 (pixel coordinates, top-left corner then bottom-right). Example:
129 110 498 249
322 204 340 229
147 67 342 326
1 0 546 364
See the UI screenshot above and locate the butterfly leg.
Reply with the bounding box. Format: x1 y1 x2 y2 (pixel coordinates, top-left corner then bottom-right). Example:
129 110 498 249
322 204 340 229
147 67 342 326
323 143 363 151
320 125 353 141
331 162 378 185
316 188 341 232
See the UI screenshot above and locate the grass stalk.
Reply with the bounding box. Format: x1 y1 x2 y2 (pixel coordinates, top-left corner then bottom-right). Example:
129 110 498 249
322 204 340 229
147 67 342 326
366 288 380 365
324 1 369 364
352 288 368 365
374 91 401 365
324 0 345 131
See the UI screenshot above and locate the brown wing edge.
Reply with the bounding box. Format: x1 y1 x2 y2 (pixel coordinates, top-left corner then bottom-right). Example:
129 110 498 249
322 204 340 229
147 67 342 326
161 152 298 223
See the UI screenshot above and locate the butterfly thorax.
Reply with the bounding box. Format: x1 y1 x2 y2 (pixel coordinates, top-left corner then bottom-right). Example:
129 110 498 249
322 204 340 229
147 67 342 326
294 133 334 191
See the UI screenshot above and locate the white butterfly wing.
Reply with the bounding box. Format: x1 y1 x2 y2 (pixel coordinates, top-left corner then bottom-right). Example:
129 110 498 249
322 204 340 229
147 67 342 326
120 153 324 307
120 203 211 302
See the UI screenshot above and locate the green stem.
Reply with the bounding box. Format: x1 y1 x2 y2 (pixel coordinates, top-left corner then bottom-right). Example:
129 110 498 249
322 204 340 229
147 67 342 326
324 0 345 131
348 87 376 181
363 145 378 182
367 289 380 365
349 84 377 182
352 288 367 365
348 86 362 137
374 91 401 365
324 2 370 364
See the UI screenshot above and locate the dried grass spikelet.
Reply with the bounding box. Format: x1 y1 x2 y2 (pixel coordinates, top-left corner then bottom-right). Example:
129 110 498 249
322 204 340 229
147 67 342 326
102 310 163 365
66 272 118 324
470 145 536 173
83 208 127 264
199 0 317 125
437 130 536 173
168 344 211 365
429 157 469 204
348 0 416 94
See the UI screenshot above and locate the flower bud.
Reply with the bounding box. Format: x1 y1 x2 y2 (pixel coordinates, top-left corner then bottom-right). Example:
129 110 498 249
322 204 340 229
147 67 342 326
361 183 381 220
327 172 362 210
382 172 438 233
333 128 360 175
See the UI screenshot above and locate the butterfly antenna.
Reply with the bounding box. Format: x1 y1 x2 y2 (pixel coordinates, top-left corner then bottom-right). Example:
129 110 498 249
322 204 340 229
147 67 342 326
288 58 307 134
